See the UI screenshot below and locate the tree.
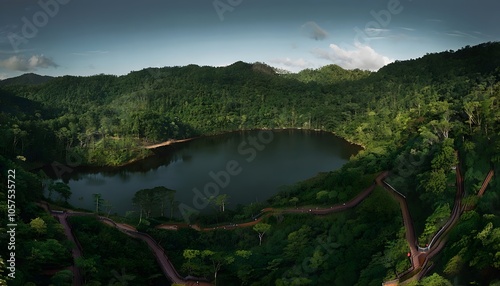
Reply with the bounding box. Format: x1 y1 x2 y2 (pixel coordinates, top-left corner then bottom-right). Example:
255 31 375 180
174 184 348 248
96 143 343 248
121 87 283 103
50 182 72 203
214 194 229 212
253 223 271 246
76 256 99 284
235 250 252 259
289 196 299 207
182 249 201 275
30 217 47 235
201 250 234 286
418 273 452 286
93 193 102 214
431 140 457 170
166 188 177 219
152 186 169 217
424 169 447 194
132 188 159 225
51 269 73 286
316 190 329 204
464 100 481 133
284 225 311 259
443 253 464 277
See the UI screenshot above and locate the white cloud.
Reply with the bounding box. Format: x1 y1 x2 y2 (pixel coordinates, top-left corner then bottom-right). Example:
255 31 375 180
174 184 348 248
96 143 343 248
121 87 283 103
365 28 390 35
0 73 7 80
0 54 58 71
445 30 477 39
301 21 328 41
270 58 315 71
313 43 393 71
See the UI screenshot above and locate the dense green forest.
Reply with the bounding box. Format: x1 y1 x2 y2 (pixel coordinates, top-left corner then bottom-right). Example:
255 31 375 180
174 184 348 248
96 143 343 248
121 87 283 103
0 42 499 285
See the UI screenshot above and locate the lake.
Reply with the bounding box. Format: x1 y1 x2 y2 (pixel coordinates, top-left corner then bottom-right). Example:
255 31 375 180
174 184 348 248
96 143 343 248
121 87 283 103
59 129 361 217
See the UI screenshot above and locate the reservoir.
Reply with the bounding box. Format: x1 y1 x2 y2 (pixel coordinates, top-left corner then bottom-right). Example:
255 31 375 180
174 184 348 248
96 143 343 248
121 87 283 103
61 129 361 216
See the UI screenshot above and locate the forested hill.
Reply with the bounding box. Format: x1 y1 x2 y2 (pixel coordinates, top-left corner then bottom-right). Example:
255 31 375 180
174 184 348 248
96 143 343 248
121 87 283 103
1 42 500 285
1 42 500 166
0 73 54 87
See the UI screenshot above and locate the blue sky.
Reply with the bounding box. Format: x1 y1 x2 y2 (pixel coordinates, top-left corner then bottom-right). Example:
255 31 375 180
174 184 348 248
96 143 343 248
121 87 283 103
0 0 499 79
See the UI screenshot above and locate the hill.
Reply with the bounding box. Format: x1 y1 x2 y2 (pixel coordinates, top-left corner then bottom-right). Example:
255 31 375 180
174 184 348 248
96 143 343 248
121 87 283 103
0 73 54 86
0 42 499 285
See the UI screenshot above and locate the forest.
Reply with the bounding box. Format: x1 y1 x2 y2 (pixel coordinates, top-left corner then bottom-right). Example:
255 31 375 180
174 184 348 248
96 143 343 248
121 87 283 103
0 42 499 285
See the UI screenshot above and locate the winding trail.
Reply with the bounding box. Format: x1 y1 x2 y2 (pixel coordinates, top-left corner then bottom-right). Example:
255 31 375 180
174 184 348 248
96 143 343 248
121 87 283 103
55 212 85 286
43 151 494 285
41 203 211 286
380 154 467 284
157 153 478 284
157 172 385 232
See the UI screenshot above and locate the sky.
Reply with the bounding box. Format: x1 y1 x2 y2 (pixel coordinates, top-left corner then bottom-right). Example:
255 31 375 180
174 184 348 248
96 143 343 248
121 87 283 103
0 0 499 79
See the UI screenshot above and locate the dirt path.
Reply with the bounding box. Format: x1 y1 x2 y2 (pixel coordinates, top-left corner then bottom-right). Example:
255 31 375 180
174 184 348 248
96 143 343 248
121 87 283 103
144 137 197 149
56 213 84 286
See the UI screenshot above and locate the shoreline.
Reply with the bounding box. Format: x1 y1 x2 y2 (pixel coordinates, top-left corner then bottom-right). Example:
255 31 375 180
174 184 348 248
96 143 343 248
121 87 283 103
38 127 367 171
143 127 367 151
117 127 366 168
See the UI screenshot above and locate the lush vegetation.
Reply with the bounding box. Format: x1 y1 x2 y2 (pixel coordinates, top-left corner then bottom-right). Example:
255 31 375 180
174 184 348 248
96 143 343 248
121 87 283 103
67 216 167 285
1 42 499 285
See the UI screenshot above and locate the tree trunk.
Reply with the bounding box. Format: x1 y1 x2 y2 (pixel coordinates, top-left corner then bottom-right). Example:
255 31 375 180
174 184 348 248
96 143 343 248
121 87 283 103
138 209 143 226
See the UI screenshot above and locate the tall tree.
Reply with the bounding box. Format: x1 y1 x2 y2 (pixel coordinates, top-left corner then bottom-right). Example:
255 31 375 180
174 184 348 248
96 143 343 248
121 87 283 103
253 223 271 246
215 194 229 212
93 193 102 214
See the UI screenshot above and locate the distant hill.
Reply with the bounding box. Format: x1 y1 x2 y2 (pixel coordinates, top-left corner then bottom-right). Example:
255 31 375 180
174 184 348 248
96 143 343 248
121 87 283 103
283 64 372 84
0 73 54 86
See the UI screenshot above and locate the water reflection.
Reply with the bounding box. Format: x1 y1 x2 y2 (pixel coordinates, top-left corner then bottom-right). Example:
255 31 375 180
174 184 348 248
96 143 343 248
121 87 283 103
56 130 360 215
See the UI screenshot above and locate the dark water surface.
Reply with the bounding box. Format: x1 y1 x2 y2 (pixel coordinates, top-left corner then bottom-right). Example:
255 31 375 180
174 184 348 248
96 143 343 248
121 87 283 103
61 130 361 215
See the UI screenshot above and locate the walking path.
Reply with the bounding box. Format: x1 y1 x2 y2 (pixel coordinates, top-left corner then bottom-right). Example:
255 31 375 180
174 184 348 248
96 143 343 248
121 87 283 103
55 212 84 286
477 169 495 197
40 203 211 286
157 172 384 232
43 151 495 285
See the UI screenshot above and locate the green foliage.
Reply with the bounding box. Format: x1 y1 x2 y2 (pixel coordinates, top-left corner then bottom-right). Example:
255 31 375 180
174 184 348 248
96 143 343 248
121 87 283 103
418 273 452 286
68 216 165 285
420 204 451 242
424 169 448 194
2 42 500 285
132 186 178 224
49 182 72 203
253 223 271 246
29 217 47 235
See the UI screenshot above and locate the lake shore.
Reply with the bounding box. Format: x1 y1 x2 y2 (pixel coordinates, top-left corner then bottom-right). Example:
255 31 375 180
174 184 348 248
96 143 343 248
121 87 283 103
143 127 366 151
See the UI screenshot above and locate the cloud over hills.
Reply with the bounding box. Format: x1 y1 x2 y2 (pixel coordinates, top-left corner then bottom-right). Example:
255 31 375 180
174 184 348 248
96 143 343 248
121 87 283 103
313 43 393 71
0 54 58 71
